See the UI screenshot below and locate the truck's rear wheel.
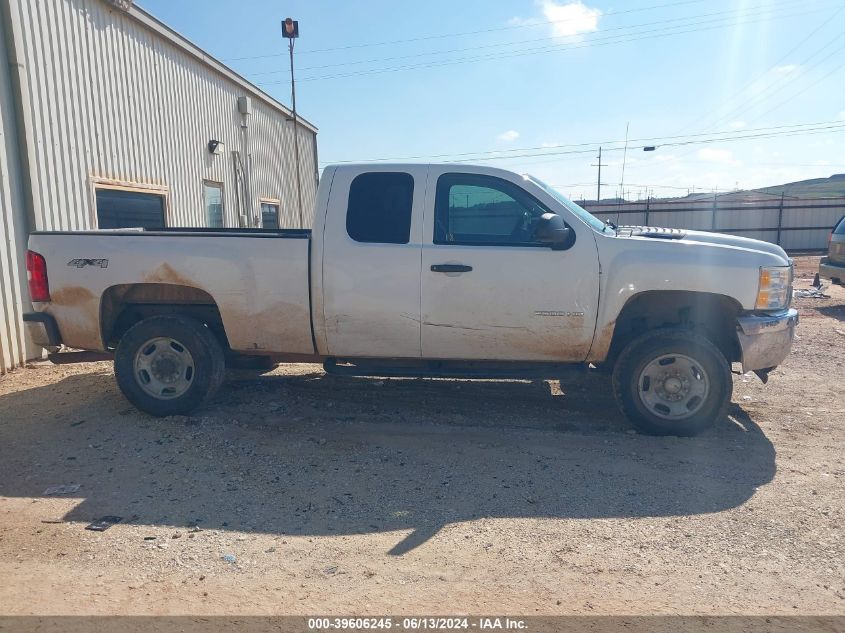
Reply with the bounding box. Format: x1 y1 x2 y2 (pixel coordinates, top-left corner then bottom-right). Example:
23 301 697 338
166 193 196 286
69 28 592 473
114 315 225 416
612 329 731 436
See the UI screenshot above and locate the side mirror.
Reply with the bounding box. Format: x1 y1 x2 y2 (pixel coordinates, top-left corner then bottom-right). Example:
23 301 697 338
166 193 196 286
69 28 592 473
534 213 572 250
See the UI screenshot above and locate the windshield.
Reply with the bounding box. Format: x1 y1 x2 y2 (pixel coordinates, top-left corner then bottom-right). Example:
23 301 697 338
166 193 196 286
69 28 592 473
526 175 611 234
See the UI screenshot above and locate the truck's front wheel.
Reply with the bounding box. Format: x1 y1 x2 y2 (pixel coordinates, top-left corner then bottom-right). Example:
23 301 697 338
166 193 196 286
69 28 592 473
114 315 225 416
612 329 732 436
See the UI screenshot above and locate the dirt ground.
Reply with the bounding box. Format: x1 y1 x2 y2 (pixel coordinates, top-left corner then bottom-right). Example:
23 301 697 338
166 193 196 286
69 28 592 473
0 256 842 616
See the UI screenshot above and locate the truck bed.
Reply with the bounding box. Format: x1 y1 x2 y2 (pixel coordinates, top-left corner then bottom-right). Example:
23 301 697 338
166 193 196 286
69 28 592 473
29 229 316 355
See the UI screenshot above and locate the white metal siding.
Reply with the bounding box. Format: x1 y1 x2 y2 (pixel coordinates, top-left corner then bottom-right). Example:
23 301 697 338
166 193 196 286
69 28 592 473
8 0 317 232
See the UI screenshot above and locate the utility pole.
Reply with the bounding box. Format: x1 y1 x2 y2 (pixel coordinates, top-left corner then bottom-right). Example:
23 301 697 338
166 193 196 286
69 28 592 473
591 147 607 202
282 17 303 227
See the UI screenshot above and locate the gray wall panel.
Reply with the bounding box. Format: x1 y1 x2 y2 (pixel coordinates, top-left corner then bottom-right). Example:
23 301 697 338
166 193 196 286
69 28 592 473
0 15 31 373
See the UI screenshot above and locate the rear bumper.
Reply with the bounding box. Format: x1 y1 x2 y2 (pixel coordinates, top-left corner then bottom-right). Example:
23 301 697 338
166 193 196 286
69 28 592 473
23 312 62 350
735 308 798 373
819 256 845 283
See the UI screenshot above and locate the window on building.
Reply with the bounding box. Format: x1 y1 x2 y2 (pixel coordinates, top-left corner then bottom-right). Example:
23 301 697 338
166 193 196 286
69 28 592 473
261 201 280 229
434 173 549 246
346 172 414 244
204 182 224 228
95 188 167 230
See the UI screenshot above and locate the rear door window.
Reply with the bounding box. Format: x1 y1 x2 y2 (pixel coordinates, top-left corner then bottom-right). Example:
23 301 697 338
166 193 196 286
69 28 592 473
346 172 414 244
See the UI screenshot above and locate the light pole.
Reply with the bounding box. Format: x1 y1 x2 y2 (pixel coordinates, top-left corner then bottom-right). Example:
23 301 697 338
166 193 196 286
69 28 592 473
282 17 303 227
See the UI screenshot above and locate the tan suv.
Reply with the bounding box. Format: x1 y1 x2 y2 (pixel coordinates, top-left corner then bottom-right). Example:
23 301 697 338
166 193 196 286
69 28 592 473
820 215 845 286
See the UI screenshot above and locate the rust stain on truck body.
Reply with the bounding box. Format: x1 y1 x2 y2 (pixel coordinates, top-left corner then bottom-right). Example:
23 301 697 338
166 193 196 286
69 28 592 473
46 286 102 351
142 263 198 287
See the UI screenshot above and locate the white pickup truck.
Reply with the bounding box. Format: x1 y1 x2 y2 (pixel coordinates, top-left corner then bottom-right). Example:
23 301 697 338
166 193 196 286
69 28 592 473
24 164 798 435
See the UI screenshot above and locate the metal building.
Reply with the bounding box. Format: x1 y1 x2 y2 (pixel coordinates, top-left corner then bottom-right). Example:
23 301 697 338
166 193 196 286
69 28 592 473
0 0 319 373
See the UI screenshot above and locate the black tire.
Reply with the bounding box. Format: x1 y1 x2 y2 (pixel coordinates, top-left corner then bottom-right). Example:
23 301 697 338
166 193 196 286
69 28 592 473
612 329 732 436
114 315 225 416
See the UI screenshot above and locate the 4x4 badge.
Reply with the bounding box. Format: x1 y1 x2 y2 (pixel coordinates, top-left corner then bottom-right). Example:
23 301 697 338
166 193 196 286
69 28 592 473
67 258 109 269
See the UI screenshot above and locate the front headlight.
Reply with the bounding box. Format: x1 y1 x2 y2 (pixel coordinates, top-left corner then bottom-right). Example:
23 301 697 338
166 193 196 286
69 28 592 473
755 265 792 310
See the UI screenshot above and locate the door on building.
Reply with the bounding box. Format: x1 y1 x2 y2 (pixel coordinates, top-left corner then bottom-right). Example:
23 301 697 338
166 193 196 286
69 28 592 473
203 181 224 228
420 170 599 361
95 187 166 230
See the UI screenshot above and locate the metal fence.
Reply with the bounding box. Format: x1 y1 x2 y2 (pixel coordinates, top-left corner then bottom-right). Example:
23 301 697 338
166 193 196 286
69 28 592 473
580 195 845 252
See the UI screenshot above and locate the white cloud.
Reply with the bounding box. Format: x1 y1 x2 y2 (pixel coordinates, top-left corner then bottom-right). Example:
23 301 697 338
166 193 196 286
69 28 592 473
729 120 746 130
498 130 520 142
773 64 800 74
542 1 601 37
507 15 540 27
509 1 601 39
697 148 741 165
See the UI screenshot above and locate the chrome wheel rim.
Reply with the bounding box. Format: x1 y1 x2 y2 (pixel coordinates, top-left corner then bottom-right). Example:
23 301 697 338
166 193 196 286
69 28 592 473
133 337 195 400
637 353 710 420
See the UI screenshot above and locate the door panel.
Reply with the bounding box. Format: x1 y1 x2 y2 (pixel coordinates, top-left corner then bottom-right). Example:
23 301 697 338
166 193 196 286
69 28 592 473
421 171 599 361
321 167 426 358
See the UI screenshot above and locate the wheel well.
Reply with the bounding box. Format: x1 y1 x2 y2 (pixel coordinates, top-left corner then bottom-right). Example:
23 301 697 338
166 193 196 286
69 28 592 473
101 284 229 350
607 291 742 365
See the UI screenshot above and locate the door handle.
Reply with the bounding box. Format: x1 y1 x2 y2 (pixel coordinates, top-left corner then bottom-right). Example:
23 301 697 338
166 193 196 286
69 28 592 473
431 264 473 273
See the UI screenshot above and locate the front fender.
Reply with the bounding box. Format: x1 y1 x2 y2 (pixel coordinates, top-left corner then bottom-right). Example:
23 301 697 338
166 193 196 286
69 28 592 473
588 236 787 361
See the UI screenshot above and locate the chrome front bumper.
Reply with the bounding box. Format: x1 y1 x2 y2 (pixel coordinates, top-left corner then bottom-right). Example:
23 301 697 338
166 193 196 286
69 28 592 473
736 308 798 373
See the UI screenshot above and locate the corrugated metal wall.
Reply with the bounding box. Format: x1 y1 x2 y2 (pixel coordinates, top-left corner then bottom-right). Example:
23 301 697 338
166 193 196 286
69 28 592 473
6 0 318 232
584 197 844 251
0 0 319 372
0 17 31 373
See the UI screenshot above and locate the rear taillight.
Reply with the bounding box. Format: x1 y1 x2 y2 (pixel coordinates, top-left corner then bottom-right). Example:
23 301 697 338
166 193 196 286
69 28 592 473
26 250 50 302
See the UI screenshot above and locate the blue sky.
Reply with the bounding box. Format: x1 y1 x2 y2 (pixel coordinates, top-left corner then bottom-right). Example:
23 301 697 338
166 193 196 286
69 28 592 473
142 0 845 200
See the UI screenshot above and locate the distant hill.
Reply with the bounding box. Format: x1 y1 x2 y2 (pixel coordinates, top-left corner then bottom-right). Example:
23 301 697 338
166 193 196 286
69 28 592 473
750 173 845 198
578 174 845 205
669 174 845 202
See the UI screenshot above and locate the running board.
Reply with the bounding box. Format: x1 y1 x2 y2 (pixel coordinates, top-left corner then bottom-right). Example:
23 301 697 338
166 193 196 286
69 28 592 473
323 358 585 380
48 351 113 364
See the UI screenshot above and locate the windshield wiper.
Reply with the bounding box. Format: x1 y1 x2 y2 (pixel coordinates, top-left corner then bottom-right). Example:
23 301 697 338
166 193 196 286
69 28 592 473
604 218 618 231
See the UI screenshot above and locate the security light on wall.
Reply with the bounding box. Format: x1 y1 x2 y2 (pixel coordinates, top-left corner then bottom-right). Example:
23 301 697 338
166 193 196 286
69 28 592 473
208 140 225 156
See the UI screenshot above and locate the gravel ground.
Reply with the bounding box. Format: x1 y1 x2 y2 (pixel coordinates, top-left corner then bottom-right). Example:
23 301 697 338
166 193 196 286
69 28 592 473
0 256 843 615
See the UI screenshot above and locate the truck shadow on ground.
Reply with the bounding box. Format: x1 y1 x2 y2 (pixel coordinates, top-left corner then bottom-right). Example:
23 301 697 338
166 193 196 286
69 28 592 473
816 304 845 322
0 367 776 555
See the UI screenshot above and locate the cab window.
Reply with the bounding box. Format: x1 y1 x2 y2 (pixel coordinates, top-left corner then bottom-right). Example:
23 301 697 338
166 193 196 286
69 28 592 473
434 173 549 246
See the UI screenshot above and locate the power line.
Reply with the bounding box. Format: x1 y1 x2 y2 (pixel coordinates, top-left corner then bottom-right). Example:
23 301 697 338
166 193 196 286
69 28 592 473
692 29 845 133
663 32 845 169
247 1 803 77
470 124 845 164
745 48 845 123
260 2 832 85
224 0 711 61
668 5 845 137
322 119 845 165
